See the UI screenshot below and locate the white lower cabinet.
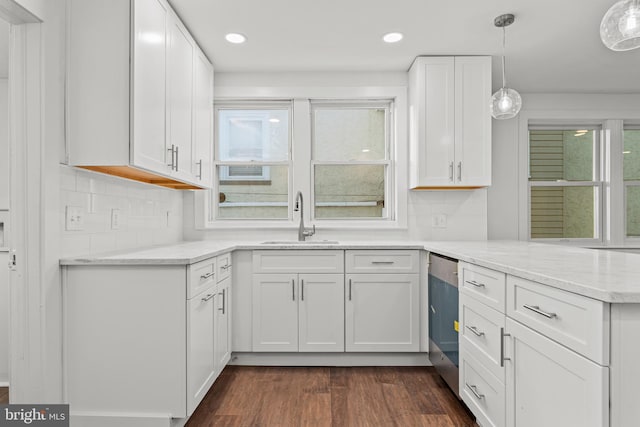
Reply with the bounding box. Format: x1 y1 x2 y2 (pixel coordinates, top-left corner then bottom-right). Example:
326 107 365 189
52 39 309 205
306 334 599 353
345 273 420 352
506 318 608 427
187 282 217 415
458 261 609 427
63 253 233 426
252 273 344 352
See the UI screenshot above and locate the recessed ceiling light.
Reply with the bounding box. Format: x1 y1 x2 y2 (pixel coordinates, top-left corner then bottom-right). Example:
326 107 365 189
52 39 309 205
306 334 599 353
383 32 403 43
225 33 247 44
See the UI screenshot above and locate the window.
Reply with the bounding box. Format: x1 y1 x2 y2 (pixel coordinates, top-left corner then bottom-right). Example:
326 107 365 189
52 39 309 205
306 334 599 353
528 127 602 241
311 101 391 219
214 104 291 219
623 127 640 238
209 98 397 224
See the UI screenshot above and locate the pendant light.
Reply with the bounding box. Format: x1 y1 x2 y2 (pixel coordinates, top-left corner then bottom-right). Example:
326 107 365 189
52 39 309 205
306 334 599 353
490 14 522 120
600 0 640 51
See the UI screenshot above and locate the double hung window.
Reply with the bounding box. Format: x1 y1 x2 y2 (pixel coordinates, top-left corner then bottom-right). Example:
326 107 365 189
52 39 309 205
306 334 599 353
528 127 602 241
623 127 640 238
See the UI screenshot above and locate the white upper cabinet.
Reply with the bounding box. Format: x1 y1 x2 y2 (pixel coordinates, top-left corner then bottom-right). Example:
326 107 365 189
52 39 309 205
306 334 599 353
409 56 492 189
67 0 214 190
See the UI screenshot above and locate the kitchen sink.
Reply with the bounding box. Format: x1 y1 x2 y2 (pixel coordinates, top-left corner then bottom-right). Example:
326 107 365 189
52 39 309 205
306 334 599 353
261 240 339 245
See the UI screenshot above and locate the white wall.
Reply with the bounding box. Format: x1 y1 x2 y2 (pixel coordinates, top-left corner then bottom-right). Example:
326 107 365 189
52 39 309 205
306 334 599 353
184 71 488 242
488 93 640 241
60 166 184 257
0 79 7 209
0 78 7 385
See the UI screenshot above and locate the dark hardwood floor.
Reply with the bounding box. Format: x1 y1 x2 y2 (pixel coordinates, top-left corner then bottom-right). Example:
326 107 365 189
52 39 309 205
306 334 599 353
0 387 8 404
186 366 477 427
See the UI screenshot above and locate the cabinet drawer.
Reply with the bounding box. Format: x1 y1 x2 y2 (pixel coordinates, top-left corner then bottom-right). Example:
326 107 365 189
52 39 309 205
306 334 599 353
188 257 216 299
216 252 232 282
253 250 344 273
459 262 506 312
460 294 506 382
506 275 609 365
345 250 420 273
460 343 505 427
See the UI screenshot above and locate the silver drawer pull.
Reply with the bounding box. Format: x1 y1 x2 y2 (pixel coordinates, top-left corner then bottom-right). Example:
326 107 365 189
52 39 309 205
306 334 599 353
500 327 510 367
466 383 485 400
200 272 214 280
523 304 557 319
465 280 485 288
201 293 215 302
465 325 485 337
371 261 395 264
221 264 232 271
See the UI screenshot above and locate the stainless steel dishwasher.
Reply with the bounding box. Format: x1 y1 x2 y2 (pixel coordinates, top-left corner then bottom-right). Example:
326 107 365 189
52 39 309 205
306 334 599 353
428 253 460 397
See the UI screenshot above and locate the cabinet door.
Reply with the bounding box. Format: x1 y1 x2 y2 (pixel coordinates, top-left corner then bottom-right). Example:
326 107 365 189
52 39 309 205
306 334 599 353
454 56 492 186
131 0 169 173
345 274 420 352
192 50 213 187
167 15 194 179
187 285 216 415
505 318 609 427
215 277 231 372
299 274 344 352
252 274 298 351
410 57 455 187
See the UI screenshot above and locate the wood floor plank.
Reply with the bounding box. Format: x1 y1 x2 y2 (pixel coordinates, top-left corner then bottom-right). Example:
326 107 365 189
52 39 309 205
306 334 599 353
0 387 8 404
186 366 477 427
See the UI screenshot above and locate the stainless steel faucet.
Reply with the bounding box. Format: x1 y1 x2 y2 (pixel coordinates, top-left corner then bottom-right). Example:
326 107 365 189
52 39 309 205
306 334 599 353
294 191 315 241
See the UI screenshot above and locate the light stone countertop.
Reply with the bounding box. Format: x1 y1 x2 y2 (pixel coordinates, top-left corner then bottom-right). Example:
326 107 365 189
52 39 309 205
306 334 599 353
60 239 640 303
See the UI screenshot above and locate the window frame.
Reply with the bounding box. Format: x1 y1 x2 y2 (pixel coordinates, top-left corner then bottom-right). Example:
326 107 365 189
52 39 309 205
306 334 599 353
310 100 394 221
194 85 408 230
526 124 604 245
623 124 640 242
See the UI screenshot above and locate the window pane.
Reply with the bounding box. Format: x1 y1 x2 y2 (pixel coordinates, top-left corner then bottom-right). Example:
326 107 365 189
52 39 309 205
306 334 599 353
218 109 289 161
314 165 385 218
217 165 288 219
530 186 596 239
529 130 595 181
623 129 640 181
313 106 386 161
627 185 640 237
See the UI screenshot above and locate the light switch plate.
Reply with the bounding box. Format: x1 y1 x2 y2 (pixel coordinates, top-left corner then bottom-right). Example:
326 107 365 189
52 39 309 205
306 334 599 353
65 206 84 231
111 209 120 230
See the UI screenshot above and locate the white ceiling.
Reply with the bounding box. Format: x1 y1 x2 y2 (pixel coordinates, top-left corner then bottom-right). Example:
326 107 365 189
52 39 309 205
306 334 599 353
169 0 640 93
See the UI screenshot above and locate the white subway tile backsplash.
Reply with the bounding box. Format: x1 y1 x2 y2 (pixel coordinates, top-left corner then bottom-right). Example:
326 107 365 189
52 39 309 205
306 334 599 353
60 166 183 258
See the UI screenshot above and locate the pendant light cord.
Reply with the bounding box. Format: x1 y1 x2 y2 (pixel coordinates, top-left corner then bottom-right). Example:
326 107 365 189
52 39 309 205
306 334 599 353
501 25 507 89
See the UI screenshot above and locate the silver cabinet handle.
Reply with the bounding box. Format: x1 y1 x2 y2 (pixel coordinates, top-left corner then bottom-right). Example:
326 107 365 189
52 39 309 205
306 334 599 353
500 327 510 367
292 279 295 301
466 383 485 400
457 162 462 181
221 264 231 271
219 288 226 314
167 145 175 169
465 280 485 288
348 279 352 301
201 293 215 302
523 304 557 319
175 146 179 171
371 261 395 264
301 279 304 301
449 161 454 182
196 159 203 179
465 325 484 337
200 272 214 280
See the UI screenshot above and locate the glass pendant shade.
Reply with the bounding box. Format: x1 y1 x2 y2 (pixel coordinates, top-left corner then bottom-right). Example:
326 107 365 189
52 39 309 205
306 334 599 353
601 0 640 51
490 87 522 120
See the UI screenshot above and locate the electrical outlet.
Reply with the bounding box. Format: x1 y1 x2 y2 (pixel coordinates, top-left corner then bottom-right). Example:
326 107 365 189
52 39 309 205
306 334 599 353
432 214 447 229
111 209 120 230
65 206 84 231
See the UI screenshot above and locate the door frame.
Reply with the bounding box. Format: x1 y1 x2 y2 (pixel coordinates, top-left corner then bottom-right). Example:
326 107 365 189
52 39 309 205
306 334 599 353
4 0 43 403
